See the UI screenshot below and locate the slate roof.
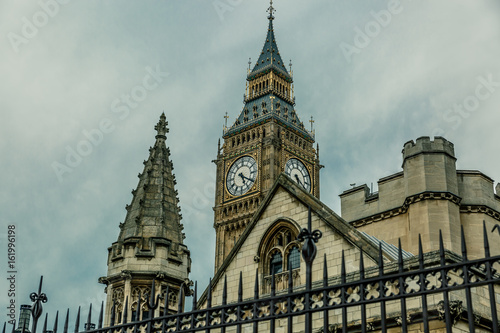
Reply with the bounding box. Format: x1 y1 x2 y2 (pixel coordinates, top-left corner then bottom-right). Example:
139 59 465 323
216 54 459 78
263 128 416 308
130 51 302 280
359 231 414 260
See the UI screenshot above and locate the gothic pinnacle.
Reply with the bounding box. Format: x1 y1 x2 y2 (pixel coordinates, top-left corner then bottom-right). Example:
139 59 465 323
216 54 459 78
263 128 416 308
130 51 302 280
155 113 169 138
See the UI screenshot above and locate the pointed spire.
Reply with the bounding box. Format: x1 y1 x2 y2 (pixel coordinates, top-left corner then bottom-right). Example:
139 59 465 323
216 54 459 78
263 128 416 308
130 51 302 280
248 10 290 80
117 113 185 246
226 2 313 141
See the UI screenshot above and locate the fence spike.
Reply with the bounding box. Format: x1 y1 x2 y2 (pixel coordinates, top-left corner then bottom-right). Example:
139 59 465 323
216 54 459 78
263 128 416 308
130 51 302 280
123 296 129 324
238 272 243 302
359 247 365 280
398 238 403 273
207 278 212 308
341 250 346 284
254 270 259 300
163 286 170 316
53 311 59 333
323 253 328 287
177 286 184 313
222 275 228 305
192 281 198 310
109 301 115 327
378 242 384 275
418 234 424 269
147 279 160 316
484 220 491 258
97 302 103 329
86 304 92 331
439 230 445 265
74 307 80 333
42 313 48 333
63 309 69 333
461 225 468 261
2 322 5 333
289 262 294 292
271 270 276 296
135 292 141 321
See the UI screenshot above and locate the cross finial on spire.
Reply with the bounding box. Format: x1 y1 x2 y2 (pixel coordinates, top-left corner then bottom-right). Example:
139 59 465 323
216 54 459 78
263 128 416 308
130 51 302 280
309 116 315 132
224 112 229 130
267 0 275 20
155 112 169 137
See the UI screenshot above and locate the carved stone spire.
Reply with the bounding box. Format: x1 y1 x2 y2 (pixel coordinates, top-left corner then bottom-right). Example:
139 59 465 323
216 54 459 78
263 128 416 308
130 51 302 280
118 113 184 246
100 113 191 325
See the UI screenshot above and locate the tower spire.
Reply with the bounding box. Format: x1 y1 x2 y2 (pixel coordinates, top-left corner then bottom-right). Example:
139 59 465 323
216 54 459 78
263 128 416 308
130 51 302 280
100 113 191 324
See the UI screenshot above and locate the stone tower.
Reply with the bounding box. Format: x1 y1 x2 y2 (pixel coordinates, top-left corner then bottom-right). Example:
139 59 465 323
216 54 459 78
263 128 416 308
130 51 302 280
99 114 191 325
401 136 461 253
213 3 320 272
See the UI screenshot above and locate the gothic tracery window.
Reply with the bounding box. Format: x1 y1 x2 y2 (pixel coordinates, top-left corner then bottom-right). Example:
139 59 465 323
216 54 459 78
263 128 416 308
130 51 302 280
261 224 301 276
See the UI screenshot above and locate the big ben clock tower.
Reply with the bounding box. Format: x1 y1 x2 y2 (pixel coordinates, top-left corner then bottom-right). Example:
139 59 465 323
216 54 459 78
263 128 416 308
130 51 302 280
213 1 321 271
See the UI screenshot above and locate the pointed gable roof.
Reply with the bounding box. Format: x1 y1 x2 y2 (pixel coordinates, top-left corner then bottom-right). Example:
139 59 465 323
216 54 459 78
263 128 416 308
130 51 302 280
198 173 397 306
117 113 185 246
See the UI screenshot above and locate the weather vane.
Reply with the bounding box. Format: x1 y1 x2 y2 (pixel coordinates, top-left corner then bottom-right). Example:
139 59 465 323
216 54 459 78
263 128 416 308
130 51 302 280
267 0 275 19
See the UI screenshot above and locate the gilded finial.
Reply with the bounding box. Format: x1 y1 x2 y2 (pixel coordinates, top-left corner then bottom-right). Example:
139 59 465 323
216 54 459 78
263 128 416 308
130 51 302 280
155 112 169 137
309 116 315 132
267 0 275 20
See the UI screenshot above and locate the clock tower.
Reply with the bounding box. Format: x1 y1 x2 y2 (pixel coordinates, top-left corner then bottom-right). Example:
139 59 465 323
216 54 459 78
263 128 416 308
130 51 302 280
213 2 321 271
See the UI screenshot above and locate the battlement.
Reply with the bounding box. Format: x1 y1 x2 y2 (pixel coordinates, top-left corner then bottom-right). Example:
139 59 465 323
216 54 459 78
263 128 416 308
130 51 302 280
402 136 455 165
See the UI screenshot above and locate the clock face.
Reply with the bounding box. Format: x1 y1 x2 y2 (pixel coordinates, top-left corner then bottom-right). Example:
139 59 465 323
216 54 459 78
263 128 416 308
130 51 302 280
285 158 311 192
226 156 258 196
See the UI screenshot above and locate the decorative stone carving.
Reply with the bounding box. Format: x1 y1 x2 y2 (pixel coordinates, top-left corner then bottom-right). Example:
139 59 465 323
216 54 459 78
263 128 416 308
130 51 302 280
438 300 463 326
120 270 132 280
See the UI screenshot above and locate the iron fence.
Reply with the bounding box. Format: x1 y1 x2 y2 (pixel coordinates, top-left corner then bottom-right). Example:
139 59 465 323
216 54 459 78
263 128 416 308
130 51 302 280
4 218 500 333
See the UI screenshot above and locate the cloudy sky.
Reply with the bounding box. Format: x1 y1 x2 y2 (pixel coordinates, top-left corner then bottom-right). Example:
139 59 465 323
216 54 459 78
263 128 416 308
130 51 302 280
1 0 500 327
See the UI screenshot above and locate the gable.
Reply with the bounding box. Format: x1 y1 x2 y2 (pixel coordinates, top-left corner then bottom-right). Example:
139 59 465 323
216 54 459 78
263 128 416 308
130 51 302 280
198 174 394 307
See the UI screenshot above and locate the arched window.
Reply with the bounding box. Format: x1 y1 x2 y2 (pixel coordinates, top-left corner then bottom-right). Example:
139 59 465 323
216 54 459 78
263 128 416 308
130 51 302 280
270 251 283 274
287 246 300 270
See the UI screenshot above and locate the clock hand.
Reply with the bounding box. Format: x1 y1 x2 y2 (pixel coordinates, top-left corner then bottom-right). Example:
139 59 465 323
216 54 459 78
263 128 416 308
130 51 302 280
294 174 303 187
238 173 255 183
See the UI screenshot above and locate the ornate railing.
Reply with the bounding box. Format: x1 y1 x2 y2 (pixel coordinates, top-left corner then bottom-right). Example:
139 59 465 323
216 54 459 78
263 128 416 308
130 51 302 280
4 212 500 333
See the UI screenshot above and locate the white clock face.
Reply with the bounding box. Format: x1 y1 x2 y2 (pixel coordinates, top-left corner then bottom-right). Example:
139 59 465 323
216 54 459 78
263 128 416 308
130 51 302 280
226 156 258 196
285 158 311 192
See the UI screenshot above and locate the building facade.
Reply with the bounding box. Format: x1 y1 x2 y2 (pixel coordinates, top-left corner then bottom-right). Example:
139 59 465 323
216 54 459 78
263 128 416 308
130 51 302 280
98 3 500 331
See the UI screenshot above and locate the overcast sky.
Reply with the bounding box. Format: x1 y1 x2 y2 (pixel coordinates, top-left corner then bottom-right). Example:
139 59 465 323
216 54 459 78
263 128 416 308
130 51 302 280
1 0 500 328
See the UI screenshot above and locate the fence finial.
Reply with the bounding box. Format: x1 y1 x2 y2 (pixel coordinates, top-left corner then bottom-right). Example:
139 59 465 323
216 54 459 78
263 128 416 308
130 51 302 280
30 276 48 333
